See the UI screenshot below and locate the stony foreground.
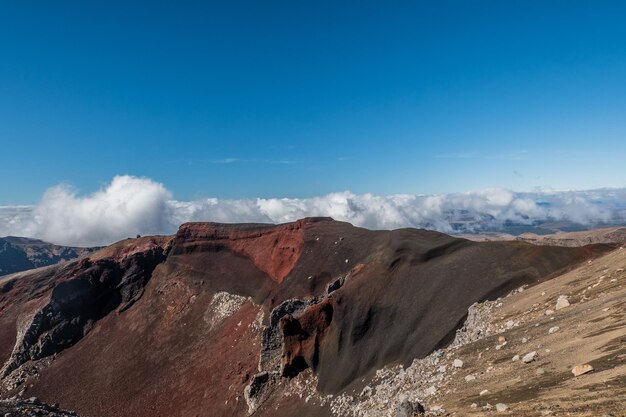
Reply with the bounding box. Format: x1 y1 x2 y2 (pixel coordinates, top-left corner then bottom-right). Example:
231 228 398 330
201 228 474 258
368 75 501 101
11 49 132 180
279 245 626 416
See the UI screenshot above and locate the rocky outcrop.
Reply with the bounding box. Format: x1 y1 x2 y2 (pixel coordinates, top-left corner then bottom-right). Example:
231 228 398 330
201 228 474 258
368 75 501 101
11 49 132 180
1 246 166 377
245 298 319 414
395 399 425 417
259 298 313 373
281 297 334 377
247 287 336 413
243 371 280 415
0 397 80 416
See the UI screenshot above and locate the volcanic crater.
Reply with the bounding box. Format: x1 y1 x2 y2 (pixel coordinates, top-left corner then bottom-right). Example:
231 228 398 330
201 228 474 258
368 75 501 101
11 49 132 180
0 218 616 417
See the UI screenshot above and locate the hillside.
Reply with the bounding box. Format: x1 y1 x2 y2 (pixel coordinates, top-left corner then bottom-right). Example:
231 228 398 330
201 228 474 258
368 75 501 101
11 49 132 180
517 227 626 247
0 219 618 417
0 237 97 277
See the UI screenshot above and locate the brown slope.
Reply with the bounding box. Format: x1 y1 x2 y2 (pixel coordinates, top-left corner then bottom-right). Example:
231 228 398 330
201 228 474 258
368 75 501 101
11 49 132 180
517 227 626 247
0 219 614 417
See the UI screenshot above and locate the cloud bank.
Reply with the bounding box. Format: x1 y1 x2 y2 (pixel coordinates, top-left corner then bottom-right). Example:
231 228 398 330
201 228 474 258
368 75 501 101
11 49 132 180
1 175 625 247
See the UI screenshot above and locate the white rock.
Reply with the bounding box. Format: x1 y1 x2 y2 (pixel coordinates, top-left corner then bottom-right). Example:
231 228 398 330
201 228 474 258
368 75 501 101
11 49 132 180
512 355 520 361
545 309 554 316
572 364 594 376
522 351 537 363
555 295 570 310
437 365 447 373
548 326 560 334
465 374 476 382
425 386 437 396
496 403 508 412
479 389 489 396
453 359 464 368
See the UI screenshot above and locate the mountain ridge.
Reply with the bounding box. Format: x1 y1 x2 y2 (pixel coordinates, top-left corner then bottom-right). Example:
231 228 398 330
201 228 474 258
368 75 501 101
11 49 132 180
0 219 619 416
0 236 98 277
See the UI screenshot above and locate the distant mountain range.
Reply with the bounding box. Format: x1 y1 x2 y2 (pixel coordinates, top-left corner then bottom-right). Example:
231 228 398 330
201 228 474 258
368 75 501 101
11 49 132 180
0 236 98 277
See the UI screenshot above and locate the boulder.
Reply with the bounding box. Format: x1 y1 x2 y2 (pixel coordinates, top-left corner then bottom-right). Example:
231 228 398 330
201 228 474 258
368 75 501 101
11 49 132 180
555 295 570 310
496 403 508 412
572 364 594 377
522 351 537 363
395 399 425 417
548 326 560 334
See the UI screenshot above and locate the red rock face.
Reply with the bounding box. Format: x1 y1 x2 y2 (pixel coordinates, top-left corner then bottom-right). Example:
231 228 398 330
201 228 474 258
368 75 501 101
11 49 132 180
176 219 309 283
281 297 334 377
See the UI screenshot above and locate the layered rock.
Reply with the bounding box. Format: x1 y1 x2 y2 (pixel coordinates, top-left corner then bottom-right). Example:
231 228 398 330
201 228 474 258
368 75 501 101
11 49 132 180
174 218 318 283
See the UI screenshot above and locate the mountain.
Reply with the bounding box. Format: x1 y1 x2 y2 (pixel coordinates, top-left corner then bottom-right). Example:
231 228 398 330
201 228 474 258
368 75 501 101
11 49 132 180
0 237 98 277
0 218 620 416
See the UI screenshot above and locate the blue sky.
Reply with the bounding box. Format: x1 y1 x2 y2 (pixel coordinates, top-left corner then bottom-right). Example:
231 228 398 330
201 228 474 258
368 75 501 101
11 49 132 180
1 1 626 204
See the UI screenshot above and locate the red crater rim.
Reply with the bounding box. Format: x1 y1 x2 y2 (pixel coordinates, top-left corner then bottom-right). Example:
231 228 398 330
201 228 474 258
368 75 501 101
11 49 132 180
175 217 334 283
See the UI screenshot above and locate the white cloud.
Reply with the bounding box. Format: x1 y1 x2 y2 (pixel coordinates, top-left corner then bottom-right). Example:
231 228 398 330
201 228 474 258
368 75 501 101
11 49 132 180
1 176 172 247
0 175 624 247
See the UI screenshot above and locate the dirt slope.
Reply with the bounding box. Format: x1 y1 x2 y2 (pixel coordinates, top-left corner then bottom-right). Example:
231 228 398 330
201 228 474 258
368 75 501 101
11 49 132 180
440 245 626 416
